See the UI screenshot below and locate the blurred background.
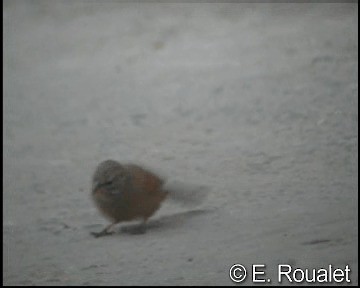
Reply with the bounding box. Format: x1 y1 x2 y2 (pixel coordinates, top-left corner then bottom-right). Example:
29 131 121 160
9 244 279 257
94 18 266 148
3 1 358 285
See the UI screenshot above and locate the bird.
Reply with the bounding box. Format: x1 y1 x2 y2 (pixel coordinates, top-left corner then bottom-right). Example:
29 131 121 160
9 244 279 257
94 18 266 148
91 159 169 237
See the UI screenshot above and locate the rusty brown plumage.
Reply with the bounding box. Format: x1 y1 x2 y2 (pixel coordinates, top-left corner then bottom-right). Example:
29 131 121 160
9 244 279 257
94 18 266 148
91 160 168 237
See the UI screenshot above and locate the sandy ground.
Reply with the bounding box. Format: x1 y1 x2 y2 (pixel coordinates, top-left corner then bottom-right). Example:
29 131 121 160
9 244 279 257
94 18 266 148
3 1 358 286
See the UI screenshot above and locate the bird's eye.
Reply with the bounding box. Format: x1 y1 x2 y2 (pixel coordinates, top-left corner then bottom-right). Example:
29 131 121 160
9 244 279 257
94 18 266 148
93 180 112 191
104 180 113 186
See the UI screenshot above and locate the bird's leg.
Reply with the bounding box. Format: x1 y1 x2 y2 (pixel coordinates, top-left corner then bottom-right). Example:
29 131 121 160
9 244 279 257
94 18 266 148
91 223 116 238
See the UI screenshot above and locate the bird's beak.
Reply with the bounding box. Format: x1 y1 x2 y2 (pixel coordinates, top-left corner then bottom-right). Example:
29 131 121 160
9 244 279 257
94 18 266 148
93 181 101 193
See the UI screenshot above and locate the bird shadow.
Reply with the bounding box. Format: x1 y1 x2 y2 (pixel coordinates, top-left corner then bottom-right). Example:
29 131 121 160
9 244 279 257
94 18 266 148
118 207 214 235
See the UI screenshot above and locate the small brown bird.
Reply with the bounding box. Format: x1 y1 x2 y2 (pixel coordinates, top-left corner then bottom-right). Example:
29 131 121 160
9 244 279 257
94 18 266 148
91 160 169 237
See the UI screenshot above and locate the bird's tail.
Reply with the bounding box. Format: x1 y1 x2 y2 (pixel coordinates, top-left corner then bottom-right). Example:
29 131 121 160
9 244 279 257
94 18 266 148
162 179 209 207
